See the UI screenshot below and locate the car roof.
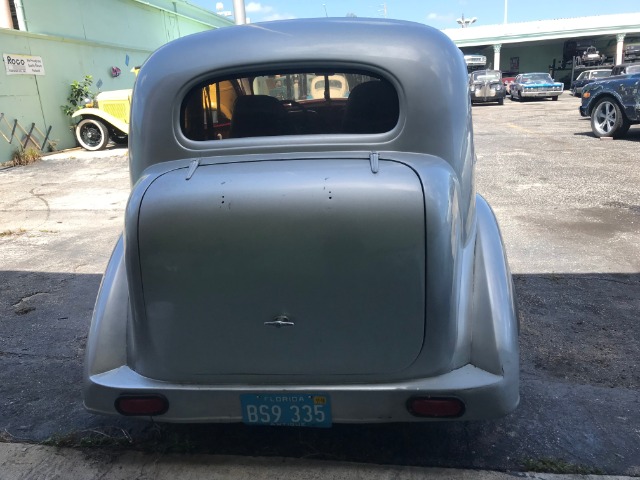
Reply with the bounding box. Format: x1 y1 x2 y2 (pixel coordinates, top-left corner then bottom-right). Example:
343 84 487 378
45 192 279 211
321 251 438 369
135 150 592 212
130 18 472 184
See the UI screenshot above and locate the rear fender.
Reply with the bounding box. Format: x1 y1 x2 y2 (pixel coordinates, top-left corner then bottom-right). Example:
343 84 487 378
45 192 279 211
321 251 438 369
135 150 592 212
84 236 129 378
470 195 519 386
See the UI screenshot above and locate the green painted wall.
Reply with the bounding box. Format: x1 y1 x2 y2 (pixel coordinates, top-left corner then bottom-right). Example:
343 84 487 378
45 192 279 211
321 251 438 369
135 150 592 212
0 0 233 162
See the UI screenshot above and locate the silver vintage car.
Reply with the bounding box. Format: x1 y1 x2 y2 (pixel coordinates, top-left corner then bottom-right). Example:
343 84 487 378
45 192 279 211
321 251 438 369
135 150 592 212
469 70 506 105
84 18 519 426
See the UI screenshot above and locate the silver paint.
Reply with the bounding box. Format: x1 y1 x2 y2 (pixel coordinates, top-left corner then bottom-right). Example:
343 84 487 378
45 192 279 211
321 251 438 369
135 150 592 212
84 18 519 423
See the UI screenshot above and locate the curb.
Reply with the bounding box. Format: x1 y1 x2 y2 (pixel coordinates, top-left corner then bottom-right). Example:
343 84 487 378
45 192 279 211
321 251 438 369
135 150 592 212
0 443 635 480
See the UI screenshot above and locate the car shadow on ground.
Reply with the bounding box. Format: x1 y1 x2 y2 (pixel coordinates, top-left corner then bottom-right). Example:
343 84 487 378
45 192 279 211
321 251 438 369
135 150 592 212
0 271 638 474
573 129 640 141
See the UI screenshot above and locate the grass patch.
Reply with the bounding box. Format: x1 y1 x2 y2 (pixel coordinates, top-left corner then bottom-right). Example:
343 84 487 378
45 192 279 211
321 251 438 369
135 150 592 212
4 147 42 167
41 427 196 454
523 457 604 475
0 228 27 237
42 429 133 449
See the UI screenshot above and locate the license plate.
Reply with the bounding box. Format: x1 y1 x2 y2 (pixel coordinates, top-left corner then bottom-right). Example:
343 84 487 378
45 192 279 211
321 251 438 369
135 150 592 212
240 393 332 428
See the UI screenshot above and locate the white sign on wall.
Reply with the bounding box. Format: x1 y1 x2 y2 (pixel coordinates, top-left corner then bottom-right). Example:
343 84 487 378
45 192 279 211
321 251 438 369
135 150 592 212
3 53 45 76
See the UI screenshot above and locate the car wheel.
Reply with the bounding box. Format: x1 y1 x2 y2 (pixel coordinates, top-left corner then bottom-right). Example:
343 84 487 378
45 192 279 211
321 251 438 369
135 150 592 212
552 96 558 101
497 98 504 105
76 118 109 151
590 97 630 138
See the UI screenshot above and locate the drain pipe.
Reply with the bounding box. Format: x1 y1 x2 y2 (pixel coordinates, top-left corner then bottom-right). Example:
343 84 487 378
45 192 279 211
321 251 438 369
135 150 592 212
0 0 12 28
232 0 246 25
14 0 27 31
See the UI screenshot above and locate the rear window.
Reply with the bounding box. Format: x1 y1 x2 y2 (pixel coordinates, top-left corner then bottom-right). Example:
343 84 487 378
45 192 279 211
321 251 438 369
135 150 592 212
180 69 399 141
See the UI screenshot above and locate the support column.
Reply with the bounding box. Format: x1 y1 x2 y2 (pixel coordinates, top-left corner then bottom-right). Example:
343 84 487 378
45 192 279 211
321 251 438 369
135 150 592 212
233 0 246 25
616 33 626 65
493 44 502 71
0 0 13 29
14 0 26 31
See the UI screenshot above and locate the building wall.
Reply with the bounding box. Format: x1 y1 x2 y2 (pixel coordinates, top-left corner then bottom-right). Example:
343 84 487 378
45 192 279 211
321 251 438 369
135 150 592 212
0 0 233 161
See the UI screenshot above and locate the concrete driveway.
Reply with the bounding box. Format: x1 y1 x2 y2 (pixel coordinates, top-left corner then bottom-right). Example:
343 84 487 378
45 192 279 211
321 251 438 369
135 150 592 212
0 96 638 475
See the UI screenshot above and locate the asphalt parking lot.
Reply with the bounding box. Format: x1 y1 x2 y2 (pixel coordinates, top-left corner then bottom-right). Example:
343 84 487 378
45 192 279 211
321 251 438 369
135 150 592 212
0 93 638 475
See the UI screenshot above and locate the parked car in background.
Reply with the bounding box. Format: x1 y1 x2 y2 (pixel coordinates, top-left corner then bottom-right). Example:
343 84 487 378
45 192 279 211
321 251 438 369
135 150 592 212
570 69 612 96
510 73 564 101
83 18 519 426
464 53 487 72
622 38 640 63
502 75 516 95
562 38 597 67
309 74 349 99
579 72 640 138
577 46 606 66
468 70 505 105
611 63 640 76
72 89 131 150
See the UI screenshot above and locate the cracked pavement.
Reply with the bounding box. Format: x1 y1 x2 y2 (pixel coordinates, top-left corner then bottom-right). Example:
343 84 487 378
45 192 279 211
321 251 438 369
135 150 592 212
0 96 639 474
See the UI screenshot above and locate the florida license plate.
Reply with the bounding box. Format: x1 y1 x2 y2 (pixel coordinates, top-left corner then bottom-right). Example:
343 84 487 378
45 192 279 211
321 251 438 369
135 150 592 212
240 393 332 428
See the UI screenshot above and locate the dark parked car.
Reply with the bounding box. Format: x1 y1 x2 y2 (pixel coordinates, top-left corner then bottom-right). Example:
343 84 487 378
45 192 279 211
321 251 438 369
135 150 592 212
611 63 640 76
510 73 564 101
623 39 640 63
579 72 640 138
570 69 611 96
468 70 505 105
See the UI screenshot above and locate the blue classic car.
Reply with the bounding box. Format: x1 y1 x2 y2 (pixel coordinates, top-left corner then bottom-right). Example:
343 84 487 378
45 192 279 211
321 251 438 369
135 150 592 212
579 72 640 138
83 18 519 426
510 72 564 101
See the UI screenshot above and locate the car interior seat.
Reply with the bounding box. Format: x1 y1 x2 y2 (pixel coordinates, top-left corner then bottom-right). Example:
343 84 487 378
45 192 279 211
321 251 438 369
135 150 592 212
342 80 399 134
229 95 291 138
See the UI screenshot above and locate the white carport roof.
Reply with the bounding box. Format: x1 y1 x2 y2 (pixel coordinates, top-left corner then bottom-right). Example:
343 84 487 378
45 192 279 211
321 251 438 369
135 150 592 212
442 13 640 47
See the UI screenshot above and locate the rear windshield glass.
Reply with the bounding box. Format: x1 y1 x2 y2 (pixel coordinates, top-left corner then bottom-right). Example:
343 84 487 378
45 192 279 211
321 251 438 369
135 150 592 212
471 71 501 82
180 69 399 141
521 73 553 83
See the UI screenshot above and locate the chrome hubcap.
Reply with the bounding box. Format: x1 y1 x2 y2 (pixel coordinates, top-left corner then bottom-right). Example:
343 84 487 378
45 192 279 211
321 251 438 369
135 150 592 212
594 102 616 134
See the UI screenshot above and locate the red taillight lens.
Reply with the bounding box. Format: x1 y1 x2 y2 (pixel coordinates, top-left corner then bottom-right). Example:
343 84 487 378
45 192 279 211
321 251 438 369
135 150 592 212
407 397 465 418
115 394 169 416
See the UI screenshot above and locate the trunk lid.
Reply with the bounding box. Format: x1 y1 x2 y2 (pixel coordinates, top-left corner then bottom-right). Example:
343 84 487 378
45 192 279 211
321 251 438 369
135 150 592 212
133 159 426 380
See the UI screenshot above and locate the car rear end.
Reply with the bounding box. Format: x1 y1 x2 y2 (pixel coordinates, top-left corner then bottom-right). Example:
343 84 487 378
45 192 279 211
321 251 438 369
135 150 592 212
83 18 519 427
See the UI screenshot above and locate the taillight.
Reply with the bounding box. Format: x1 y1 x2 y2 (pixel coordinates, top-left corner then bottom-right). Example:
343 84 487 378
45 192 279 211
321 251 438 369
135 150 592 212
407 396 465 418
115 394 169 416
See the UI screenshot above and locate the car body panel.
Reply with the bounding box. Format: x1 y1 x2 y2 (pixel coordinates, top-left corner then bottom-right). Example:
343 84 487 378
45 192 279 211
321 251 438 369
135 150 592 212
133 159 426 378
84 18 519 423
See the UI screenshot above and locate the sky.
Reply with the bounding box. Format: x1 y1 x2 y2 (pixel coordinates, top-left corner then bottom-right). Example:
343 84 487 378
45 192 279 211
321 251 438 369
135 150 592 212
188 0 640 30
